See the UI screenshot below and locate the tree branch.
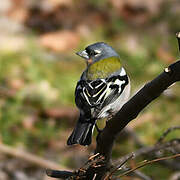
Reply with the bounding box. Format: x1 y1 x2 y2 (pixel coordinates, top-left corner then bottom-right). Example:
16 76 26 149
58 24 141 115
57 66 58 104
47 32 180 179
156 126 180 144
93 32 180 178
117 153 180 178
115 139 180 167
95 60 180 161
0 143 66 170
46 169 74 179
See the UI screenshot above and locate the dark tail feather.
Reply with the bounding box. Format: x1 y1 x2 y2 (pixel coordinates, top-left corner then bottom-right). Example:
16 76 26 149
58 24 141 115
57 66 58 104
67 119 94 146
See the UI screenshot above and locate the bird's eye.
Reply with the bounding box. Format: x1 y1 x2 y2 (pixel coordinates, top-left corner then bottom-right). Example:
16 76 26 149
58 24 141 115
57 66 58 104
92 50 101 56
88 50 98 56
85 49 101 57
92 51 98 56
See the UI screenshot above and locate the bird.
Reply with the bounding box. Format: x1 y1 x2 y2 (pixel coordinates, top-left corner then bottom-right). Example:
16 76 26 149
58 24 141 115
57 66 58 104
67 42 130 146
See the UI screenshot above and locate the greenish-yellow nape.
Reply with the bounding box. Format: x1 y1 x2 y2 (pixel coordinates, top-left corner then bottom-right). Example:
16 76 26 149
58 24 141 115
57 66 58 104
87 56 122 80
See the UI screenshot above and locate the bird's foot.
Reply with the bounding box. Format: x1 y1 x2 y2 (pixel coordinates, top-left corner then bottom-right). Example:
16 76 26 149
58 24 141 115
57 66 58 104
95 124 103 133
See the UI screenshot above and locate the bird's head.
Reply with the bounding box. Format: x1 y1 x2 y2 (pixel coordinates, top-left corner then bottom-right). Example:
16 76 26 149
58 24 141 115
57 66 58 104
76 42 119 65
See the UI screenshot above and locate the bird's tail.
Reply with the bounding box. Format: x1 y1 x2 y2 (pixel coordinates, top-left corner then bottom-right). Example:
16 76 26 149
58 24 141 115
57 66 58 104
67 116 95 146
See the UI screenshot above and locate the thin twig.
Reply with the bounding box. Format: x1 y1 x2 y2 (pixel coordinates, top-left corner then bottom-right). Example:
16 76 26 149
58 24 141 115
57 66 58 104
104 153 134 180
120 167 153 180
46 153 106 179
129 170 153 180
88 153 100 161
115 153 134 171
0 143 67 170
115 139 180 166
156 126 180 144
92 173 97 180
117 153 180 178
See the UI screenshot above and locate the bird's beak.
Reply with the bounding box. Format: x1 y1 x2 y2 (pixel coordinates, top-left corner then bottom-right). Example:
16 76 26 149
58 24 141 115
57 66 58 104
76 50 89 60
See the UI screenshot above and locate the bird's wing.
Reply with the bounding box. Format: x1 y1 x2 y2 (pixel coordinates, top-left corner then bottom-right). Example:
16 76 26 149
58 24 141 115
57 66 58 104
75 79 107 110
75 74 129 119
101 75 129 108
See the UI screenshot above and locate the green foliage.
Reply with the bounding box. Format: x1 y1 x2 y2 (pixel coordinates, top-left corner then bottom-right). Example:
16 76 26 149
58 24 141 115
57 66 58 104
0 5 180 178
0 49 81 147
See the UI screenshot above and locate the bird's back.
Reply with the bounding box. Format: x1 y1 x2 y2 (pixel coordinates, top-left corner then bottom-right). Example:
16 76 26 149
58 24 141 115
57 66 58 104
86 56 122 80
67 42 130 146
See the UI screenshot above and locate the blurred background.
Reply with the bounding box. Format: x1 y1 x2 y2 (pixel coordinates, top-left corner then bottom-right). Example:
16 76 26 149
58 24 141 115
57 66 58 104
0 0 179 179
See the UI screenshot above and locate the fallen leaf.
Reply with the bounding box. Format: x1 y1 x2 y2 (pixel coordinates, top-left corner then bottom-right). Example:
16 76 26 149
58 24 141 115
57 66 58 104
157 47 175 64
44 107 78 120
39 30 80 52
8 78 24 90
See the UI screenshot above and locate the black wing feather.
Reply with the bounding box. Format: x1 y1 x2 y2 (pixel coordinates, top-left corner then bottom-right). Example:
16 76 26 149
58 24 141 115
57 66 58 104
75 75 129 119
